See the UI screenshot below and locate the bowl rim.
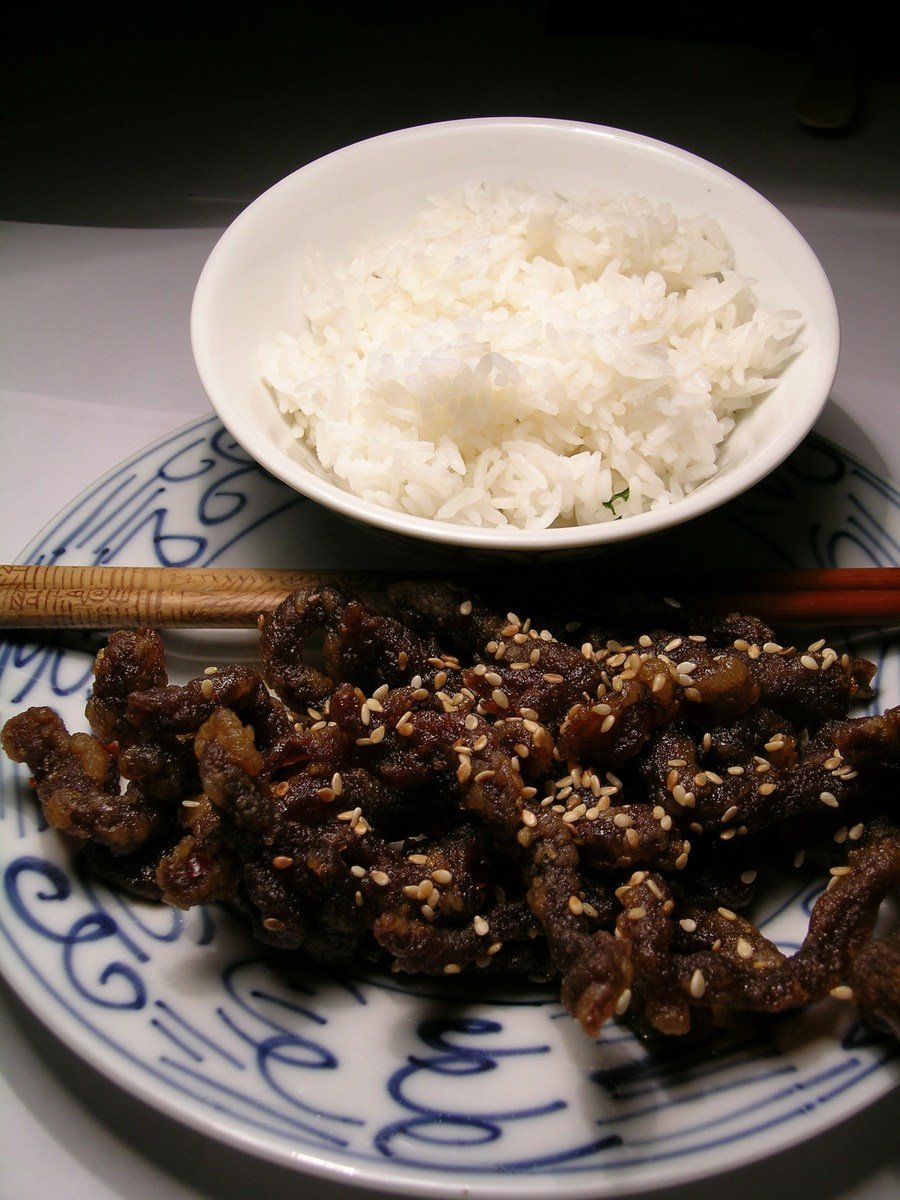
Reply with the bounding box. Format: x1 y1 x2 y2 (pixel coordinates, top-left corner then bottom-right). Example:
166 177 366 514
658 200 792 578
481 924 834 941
191 115 840 551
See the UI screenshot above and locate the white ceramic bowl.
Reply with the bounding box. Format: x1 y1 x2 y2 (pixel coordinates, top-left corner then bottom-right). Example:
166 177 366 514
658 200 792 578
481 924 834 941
191 117 839 556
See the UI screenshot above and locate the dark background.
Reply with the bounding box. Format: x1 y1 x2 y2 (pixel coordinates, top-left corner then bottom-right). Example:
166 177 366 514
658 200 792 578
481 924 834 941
3 2 898 227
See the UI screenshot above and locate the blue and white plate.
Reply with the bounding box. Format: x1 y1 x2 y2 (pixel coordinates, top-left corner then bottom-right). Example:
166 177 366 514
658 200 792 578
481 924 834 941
1 416 897 1199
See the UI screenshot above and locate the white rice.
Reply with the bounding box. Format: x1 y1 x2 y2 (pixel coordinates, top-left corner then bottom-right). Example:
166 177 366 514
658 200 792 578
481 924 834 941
257 182 803 529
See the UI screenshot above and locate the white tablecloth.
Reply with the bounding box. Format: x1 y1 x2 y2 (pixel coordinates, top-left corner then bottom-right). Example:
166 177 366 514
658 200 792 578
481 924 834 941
2 21 898 1200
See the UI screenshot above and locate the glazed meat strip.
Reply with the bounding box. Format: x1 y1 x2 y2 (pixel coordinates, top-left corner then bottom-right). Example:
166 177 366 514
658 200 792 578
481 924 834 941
3 578 898 1047
259 583 465 713
615 818 900 1033
2 706 172 854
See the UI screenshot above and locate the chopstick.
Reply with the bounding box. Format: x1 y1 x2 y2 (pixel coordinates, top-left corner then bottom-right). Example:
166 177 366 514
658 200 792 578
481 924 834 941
0 564 898 630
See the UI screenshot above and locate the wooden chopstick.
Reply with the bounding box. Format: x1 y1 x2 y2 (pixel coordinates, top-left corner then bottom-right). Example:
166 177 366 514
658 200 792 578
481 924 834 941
0 564 898 630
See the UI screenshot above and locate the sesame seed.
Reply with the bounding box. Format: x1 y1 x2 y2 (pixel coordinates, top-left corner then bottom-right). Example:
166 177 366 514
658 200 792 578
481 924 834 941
717 907 737 921
740 870 757 884
542 673 564 684
568 895 584 915
491 689 509 709
263 917 285 932
615 988 632 1015
820 791 839 808
829 984 855 1001
459 600 473 616
849 823 865 841
182 798 201 808
684 687 702 703
370 870 390 887
736 938 753 959
689 969 706 998
600 714 616 733
679 918 697 932
200 678 214 699
800 655 819 670
443 963 462 975
627 906 646 921
272 855 294 869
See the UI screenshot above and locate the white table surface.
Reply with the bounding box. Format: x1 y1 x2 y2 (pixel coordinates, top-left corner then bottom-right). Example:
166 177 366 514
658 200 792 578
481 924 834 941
2 14 899 1200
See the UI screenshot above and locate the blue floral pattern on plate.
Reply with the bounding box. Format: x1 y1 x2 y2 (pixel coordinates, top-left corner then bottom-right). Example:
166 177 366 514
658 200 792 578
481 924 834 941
1 416 897 1198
